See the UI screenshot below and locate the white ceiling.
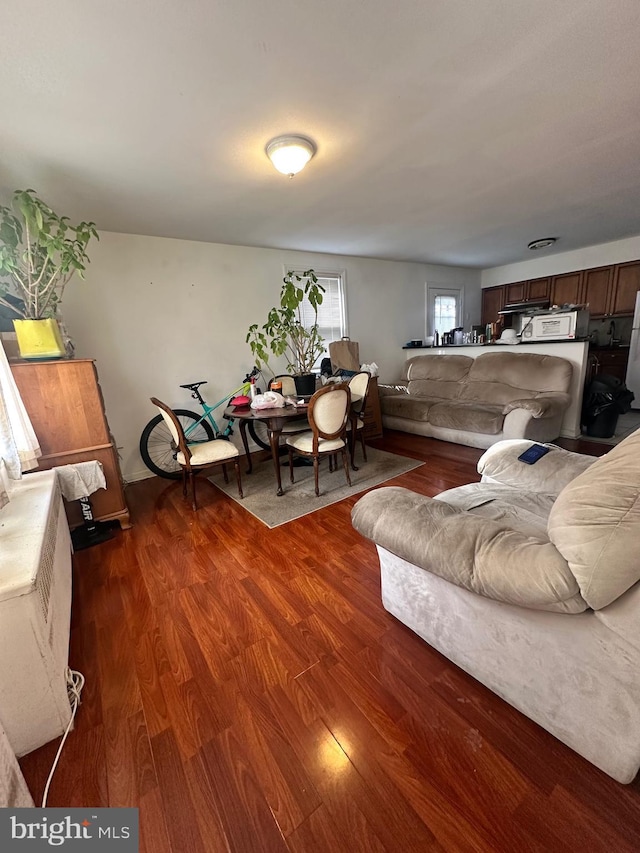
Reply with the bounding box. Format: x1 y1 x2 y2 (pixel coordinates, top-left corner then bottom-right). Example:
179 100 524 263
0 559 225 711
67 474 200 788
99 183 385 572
2 0 640 268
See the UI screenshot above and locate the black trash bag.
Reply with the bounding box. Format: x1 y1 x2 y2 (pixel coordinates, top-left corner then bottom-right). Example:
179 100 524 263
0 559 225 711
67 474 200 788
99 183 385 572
582 374 635 437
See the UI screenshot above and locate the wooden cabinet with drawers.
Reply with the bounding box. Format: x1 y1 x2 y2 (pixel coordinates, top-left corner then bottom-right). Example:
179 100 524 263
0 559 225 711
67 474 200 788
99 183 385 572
589 348 630 383
10 358 131 530
362 376 383 440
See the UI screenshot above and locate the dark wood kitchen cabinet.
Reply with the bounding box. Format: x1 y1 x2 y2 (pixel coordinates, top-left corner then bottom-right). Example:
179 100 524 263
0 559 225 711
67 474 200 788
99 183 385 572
504 278 550 304
485 257 640 327
527 277 551 301
550 272 583 308
611 261 640 316
504 281 526 303
590 348 630 382
481 285 505 325
582 267 614 318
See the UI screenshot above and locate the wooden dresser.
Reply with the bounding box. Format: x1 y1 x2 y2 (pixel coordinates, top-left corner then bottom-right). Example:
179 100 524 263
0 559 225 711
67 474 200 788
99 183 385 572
362 376 383 440
10 358 131 530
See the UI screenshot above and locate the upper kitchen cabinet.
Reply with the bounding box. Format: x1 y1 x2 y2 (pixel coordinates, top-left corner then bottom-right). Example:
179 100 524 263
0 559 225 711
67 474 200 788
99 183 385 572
504 281 526 303
481 285 505 325
550 272 583 308
504 278 550 304
582 267 613 318
611 261 640 316
486 258 639 327
527 277 551 301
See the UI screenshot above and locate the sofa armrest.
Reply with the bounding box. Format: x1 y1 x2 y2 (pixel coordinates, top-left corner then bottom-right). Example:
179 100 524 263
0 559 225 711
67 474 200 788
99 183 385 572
502 392 571 419
477 439 597 494
351 486 584 611
378 382 408 398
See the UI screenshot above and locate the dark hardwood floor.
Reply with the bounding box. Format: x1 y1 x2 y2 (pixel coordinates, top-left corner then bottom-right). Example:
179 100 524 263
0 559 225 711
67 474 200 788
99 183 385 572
20 431 639 852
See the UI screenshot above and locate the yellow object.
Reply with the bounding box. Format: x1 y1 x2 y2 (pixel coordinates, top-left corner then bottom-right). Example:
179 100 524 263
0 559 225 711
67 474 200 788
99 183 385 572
13 319 65 359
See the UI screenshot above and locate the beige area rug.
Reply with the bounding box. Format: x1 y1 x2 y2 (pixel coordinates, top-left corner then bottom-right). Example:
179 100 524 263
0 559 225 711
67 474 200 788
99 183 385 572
210 447 424 528
581 411 640 446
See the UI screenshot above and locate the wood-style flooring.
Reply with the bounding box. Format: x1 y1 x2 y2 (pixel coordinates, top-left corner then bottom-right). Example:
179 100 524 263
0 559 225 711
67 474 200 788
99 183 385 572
20 431 639 852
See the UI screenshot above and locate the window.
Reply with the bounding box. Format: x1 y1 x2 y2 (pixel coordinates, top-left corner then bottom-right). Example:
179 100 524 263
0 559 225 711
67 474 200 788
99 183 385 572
296 271 347 366
426 286 463 337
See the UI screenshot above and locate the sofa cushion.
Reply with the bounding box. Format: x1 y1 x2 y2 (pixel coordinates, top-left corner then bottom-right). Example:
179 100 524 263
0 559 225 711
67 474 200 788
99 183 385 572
351 486 586 613
460 351 573 406
381 394 442 421
436 483 554 539
428 401 504 434
548 427 640 610
407 354 471 400
478 440 596 494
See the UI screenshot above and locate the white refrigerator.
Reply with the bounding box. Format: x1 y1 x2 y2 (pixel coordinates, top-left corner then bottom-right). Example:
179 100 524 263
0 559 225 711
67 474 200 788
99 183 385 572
625 291 640 410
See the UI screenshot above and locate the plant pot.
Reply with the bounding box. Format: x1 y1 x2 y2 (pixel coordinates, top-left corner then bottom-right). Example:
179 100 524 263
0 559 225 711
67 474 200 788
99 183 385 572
13 319 65 360
294 373 317 396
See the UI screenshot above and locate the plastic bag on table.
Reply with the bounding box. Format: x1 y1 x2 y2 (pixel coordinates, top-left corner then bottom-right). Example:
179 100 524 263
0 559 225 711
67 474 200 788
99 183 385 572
250 391 286 410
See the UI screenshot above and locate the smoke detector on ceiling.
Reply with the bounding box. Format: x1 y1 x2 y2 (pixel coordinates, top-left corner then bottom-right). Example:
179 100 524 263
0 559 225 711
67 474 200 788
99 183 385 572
527 237 557 251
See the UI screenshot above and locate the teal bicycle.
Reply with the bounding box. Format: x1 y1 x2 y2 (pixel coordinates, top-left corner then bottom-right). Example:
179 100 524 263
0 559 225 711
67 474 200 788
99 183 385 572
139 367 270 479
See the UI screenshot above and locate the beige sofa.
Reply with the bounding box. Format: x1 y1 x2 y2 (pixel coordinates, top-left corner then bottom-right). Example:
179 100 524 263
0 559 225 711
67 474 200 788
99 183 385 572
379 350 573 449
351 428 640 783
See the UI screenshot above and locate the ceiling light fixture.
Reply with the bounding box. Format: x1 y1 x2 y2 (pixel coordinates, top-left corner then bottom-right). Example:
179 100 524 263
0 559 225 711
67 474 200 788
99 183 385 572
265 135 316 177
527 237 557 251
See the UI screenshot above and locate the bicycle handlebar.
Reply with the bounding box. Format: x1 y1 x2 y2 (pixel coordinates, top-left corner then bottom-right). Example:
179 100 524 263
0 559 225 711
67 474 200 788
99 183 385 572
243 366 260 383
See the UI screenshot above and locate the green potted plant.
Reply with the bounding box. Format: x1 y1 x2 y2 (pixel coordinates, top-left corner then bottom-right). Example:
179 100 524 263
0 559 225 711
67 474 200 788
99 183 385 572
246 269 326 395
0 188 98 358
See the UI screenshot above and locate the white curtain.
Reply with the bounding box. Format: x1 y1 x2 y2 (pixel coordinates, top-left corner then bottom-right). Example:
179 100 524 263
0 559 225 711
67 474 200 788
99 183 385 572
0 713 34 807
0 342 41 482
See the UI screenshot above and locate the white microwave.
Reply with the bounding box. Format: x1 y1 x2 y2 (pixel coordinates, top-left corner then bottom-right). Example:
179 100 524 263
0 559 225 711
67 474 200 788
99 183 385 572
520 309 590 342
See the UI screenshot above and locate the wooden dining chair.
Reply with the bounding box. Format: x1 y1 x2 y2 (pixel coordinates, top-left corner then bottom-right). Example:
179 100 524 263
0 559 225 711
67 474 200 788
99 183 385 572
346 371 371 469
150 397 243 510
285 384 352 496
268 374 310 438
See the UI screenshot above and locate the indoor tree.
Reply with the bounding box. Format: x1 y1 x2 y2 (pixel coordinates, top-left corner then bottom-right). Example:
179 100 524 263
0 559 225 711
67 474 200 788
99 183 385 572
246 269 326 379
0 188 99 320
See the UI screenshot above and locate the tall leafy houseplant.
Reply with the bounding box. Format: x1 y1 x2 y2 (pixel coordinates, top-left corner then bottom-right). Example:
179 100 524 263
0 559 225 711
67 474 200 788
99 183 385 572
246 269 326 391
0 189 98 358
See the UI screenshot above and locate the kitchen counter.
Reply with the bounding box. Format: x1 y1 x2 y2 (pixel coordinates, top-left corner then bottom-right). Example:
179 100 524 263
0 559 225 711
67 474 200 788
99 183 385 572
404 339 591 350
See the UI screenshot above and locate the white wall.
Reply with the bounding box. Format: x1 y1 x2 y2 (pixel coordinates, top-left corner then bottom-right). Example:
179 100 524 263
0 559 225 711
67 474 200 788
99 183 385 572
481 235 640 287
61 232 480 481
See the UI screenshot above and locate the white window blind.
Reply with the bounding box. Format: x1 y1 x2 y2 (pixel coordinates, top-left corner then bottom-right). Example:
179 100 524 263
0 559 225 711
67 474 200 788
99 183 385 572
297 274 346 364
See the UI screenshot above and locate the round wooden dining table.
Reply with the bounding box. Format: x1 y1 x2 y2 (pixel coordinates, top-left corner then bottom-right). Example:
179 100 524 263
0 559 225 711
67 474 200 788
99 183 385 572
224 403 309 496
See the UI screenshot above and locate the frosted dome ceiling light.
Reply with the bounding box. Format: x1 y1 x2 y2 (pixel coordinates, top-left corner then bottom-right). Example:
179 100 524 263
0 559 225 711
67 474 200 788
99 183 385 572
265 135 316 177
527 237 557 251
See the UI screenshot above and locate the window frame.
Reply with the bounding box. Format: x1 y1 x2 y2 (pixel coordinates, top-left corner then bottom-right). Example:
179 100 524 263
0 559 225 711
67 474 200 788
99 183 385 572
425 285 464 338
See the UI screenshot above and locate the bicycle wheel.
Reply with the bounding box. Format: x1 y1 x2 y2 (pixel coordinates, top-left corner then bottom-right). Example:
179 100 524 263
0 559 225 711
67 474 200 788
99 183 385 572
139 409 215 479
